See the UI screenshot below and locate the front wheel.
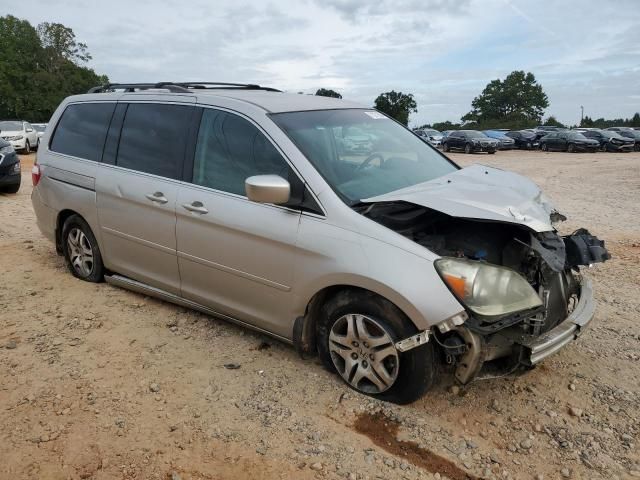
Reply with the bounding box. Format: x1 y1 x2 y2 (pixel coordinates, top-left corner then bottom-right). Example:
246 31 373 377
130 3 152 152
567 143 575 153
464 143 473 154
318 290 437 404
442 142 450 152
23 140 31 154
62 215 104 282
541 143 548 151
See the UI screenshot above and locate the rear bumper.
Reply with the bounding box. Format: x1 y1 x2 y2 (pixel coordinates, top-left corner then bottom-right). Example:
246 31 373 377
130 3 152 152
517 278 595 365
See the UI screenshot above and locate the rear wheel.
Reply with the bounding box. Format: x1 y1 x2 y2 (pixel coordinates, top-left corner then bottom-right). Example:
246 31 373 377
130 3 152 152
1 181 20 194
567 143 575 153
464 143 472 154
541 143 548 152
442 142 450 152
318 290 437 404
61 215 104 282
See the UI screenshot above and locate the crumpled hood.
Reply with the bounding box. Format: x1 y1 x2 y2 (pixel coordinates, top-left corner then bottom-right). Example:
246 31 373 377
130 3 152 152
364 164 558 232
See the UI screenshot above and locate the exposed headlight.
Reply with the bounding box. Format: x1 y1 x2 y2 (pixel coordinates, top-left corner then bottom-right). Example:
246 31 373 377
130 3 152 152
434 257 542 318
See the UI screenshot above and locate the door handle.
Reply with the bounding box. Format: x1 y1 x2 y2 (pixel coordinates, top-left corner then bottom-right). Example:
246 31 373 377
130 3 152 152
145 192 168 204
182 201 208 214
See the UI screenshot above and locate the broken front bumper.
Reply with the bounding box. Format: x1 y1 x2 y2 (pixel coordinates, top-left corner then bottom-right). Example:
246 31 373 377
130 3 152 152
517 278 595 366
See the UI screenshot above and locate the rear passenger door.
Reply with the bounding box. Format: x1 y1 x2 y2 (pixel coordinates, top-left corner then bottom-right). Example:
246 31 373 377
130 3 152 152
96 101 197 295
175 107 303 338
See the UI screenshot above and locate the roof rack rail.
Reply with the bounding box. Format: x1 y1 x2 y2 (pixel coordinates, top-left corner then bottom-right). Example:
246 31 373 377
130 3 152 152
87 82 281 94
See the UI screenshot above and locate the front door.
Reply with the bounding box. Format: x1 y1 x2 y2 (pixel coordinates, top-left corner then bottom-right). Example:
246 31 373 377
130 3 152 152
176 108 302 338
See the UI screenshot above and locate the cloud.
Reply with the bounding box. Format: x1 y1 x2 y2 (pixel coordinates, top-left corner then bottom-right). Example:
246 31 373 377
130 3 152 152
4 0 640 126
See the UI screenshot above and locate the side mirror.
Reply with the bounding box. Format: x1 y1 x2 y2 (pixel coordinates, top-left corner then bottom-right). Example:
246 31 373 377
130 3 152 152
245 175 290 205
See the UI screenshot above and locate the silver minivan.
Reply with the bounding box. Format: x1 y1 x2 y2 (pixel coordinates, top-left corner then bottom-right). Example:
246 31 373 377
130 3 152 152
31 82 609 403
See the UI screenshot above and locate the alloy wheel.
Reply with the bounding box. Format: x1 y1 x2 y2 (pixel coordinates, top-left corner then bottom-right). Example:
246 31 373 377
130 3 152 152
329 314 399 394
25 141 30 154
67 228 94 277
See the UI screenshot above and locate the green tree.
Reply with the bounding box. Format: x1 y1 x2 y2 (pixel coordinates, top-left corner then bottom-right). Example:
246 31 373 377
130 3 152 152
631 112 640 127
315 88 342 99
0 15 107 121
462 71 549 129
373 91 417 126
431 121 462 132
543 115 565 128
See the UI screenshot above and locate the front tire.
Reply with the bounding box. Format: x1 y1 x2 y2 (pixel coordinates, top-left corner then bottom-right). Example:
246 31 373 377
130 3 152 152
541 143 548 151
464 143 473 154
61 215 104 282
23 140 31 154
318 290 437 404
567 143 575 153
442 142 450 152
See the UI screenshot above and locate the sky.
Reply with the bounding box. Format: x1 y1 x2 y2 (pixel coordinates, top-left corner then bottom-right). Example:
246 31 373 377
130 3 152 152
6 0 640 127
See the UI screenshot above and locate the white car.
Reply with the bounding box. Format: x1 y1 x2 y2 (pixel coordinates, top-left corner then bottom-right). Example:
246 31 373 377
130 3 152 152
0 120 39 153
32 123 48 148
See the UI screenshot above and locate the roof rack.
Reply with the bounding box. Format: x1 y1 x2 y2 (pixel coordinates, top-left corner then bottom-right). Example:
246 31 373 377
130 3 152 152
87 82 281 94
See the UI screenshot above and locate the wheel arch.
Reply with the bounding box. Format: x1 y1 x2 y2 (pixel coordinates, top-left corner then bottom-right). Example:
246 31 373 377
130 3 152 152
294 282 423 357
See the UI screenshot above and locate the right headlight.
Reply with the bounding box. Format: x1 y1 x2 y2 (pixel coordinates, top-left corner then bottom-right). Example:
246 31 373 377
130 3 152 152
434 257 542 318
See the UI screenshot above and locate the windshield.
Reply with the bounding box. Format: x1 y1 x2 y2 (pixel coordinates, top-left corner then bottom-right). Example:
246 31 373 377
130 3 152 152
465 131 486 139
272 109 457 204
425 129 441 136
568 132 588 140
0 121 23 131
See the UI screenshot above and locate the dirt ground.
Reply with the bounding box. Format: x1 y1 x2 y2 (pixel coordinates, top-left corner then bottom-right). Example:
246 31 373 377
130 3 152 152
1 150 639 480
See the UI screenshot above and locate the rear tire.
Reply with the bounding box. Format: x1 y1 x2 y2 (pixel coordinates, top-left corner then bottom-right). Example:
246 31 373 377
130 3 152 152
442 142 450 152
1 181 20 194
464 143 472 154
317 290 437 404
541 143 548 152
61 215 104 283
567 143 575 153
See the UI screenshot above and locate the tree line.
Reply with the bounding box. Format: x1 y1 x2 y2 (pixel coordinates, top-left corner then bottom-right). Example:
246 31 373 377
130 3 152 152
317 71 640 131
0 15 107 122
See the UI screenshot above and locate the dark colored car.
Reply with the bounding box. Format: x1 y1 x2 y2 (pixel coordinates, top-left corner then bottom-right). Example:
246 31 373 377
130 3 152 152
505 130 539 149
540 131 599 153
0 138 21 193
606 127 640 151
581 129 635 152
442 130 498 154
483 130 515 149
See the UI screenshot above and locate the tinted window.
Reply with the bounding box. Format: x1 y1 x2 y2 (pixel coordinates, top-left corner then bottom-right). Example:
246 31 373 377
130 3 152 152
116 103 192 179
192 109 291 196
50 103 115 161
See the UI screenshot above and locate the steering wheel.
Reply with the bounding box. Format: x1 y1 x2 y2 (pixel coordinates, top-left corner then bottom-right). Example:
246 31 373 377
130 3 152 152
356 152 385 171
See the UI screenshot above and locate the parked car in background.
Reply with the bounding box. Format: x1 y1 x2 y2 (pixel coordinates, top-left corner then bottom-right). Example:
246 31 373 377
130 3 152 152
440 130 454 139
442 130 498 154
30 81 609 404
0 120 39 153
483 130 515 150
505 130 539 149
606 127 640 151
533 126 565 142
32 123 48 148
581 129 634 152
414 128 443 147
0 138 21 193
540 131 599 152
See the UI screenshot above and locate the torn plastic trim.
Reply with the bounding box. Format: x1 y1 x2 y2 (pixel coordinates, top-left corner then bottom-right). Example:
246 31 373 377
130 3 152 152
395 330 430 352
435 311 468 334
516 278 595 365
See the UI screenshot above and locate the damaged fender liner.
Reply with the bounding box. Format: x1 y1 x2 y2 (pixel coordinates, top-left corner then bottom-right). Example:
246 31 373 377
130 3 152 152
513 278 596 365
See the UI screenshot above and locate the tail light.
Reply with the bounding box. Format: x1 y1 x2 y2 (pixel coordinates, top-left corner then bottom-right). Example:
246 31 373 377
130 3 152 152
31 163 41 187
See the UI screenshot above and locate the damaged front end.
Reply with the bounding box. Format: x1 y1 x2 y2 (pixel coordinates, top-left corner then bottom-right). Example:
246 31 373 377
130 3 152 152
357 200 610 384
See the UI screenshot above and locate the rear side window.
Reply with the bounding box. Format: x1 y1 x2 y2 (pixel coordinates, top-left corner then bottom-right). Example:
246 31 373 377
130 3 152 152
116 103 192 179
192 109 291 195
50 103 116 161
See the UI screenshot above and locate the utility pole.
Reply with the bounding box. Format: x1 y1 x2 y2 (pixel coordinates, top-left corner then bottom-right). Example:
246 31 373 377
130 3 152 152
580 105 584 126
